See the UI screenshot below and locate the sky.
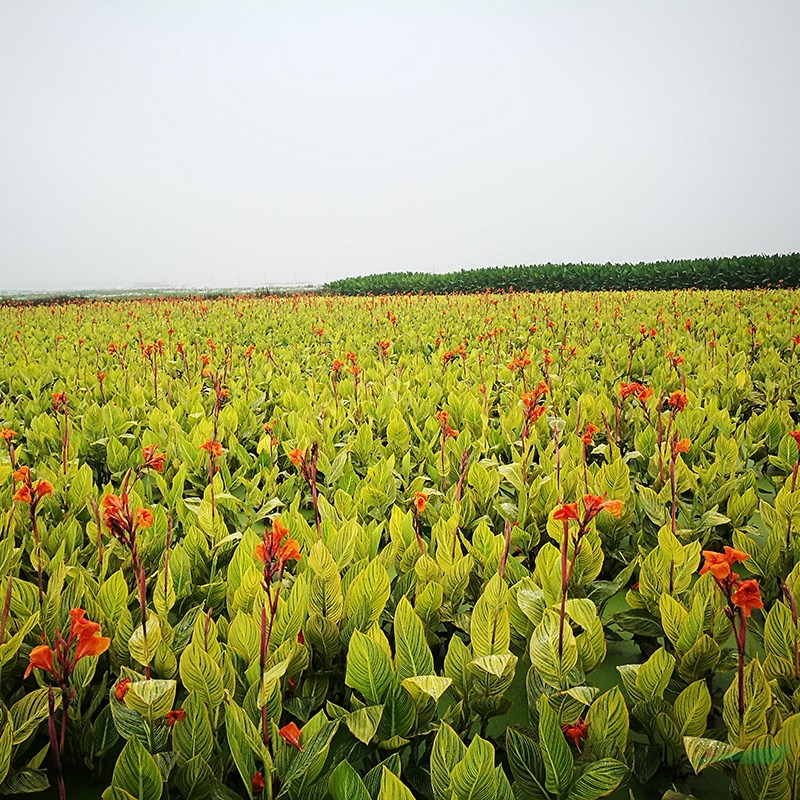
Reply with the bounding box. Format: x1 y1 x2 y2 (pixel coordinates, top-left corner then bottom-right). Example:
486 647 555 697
0 1 798 292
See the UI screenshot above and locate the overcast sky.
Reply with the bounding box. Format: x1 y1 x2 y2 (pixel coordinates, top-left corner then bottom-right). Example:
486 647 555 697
0 1 798 291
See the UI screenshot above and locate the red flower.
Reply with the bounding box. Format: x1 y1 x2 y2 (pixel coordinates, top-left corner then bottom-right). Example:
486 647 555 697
101 494 127 538
115 678 132 701
731 579 763 618
35 481 53 498
790 430 800 449
165 709 186 727
562 718 589 750
553 503 579 521
251 772 266 794
278 721 303 750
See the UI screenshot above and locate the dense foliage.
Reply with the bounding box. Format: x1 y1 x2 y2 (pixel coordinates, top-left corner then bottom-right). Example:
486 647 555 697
1 289 800 799
323 253 800 294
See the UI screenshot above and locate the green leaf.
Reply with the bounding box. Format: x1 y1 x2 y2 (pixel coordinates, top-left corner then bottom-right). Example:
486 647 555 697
673 681 711 738
451 735 497 800
173 693 213 764
345 630 393 704
537 695 573 798
123 680 176 722
378 768 416 800
635 648 674 700
9 688 54 746
224 700 268 799
683 736 742 774
585 687 629 757
566 759 627 800
180 642 224 708
329 761 371 800
394 596 434 680
506 727 547 800
128 617 161 668
345 705 384 744
431 723 467 800
112 736 163 800
736 734 790 800
471 575 511 658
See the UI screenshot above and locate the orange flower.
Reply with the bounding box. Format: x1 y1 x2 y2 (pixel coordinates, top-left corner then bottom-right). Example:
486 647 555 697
413 492 429 513
12 466 30 483
700 547 749 582
553 503 579 521
141 444 166 472
115 677 132 700
700 550 730 581
637 386 654 402
13 485 32 504
74 629 111 662
165 709 186 727
69 609 103 642
255 519 301 571
35 481 53 498
332 359 344 373
0 428 16 440
136 508 154 529
288 448 304 467
101 494 127 537
602 499 624 518
674 438 691 454
278 721 303 750
731 579 763 617
791 431 800 448
581 423 600 446
24 645 55 679
724 546 750 564
200 440 223 457
582 494 623 520
667 391 688 412
278 538 302 568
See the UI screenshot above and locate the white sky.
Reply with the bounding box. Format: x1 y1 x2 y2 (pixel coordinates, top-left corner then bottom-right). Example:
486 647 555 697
0 0 798 291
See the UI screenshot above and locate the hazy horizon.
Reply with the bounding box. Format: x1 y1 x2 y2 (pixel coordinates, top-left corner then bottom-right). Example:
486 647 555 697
1 1 798 292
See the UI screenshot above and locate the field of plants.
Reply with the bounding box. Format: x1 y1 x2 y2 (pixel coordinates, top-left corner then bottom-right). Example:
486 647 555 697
1 288 799 800
324 253 800 294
